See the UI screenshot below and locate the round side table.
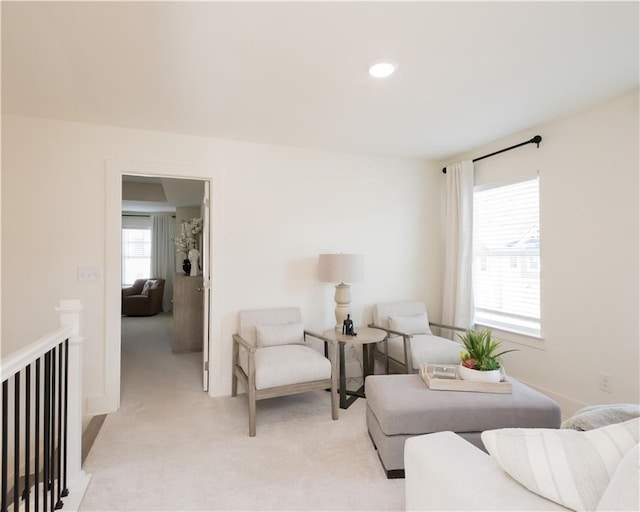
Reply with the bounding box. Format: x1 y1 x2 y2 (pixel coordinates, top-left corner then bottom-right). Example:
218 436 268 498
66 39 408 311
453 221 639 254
323 327 387 409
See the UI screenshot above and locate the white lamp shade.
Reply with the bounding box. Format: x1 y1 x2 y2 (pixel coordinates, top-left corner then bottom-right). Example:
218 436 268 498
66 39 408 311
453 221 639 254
318 253 364 283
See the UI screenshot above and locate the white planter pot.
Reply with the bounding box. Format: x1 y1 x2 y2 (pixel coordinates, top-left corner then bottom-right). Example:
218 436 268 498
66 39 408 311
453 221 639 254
458 364 502 383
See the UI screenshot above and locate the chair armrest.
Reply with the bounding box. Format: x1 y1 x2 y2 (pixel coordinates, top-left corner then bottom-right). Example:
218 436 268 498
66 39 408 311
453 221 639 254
303 330 336 345
369 323 414 372
429 322 467 333
368 323 412 339
232 334 256 353
122 286 138 298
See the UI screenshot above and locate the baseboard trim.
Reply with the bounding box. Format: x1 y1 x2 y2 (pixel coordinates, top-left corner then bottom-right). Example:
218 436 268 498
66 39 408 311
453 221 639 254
62 471 93 512
85 394 118 415
515 378 588 420
82 414 107 463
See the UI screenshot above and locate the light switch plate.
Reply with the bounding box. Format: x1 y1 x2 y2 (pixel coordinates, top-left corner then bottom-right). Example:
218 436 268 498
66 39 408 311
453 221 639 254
77 266 102 282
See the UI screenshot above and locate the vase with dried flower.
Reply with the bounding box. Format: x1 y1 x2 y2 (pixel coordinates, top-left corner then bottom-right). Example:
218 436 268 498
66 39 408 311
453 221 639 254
174 217 203 276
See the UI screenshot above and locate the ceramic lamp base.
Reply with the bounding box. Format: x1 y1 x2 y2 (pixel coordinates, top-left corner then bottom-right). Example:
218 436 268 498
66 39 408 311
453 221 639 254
334 283 351 330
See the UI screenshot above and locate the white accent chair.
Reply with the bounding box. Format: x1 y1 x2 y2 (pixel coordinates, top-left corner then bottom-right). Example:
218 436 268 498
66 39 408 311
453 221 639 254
232 307 339 437
370 301 465 373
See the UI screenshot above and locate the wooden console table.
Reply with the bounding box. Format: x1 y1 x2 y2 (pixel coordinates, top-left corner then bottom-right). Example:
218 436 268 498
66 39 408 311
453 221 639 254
172 274 203 353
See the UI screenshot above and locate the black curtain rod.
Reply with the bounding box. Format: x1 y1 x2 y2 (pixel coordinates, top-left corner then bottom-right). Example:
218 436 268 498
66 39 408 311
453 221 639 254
442 135 542 174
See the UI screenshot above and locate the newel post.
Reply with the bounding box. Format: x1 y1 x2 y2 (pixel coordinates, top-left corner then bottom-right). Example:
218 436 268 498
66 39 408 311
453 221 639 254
55 299 85 486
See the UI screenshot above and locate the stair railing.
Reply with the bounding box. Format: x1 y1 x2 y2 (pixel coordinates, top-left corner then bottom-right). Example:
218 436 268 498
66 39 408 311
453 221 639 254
1 300 87 512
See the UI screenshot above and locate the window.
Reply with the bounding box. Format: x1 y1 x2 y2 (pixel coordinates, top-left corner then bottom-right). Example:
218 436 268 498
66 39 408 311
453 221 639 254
473 178 540 337
122 228 151 286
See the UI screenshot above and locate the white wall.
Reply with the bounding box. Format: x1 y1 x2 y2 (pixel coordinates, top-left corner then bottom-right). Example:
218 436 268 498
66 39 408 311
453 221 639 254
441 89 639 415
1 115 443 411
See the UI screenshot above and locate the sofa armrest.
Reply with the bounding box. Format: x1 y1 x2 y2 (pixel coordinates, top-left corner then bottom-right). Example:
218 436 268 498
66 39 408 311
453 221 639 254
405 432 568 511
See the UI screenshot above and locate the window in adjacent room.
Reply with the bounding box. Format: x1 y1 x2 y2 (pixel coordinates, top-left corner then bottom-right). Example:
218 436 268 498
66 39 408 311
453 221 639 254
473 178 540 337
122 228 151 286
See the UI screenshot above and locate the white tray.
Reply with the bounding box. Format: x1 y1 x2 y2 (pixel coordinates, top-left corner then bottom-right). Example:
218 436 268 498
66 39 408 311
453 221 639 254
419 363 512 394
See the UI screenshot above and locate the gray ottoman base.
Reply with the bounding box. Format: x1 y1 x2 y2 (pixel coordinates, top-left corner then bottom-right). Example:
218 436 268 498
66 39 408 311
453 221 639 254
365 374 561 478
367 406 482 478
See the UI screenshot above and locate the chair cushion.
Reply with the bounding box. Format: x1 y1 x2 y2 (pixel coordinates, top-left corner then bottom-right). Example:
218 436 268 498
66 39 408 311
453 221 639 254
240 344 331 390
256 322 304 348
482 418 640 511
372 301 427 330
384 334 462 369
237 308 302 347
389 313 432 335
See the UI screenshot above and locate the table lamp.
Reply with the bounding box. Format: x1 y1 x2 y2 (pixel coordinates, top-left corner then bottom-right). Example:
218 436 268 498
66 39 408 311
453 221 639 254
319 253 364 330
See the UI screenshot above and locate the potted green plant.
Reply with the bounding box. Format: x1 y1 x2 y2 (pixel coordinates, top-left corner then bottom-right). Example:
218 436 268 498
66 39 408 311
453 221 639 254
457 329 517 383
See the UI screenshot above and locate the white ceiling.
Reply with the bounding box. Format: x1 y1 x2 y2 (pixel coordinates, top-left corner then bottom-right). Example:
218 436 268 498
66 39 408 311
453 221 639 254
121 176 204 212
2 2 638 160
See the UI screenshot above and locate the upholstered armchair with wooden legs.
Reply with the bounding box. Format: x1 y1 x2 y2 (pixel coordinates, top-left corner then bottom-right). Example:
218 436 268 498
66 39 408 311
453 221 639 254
232 307 339 437
369 301 466 374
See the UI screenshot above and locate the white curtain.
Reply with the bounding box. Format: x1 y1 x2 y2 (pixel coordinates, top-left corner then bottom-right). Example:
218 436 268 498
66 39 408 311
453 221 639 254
441 160 474 338
151 214 175 312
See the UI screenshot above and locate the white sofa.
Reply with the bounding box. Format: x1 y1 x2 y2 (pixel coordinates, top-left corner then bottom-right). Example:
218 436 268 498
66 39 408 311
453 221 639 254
405 430 639 511
405 431 568 511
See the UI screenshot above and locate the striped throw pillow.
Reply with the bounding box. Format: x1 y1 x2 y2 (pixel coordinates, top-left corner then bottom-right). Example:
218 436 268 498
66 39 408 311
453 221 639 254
481 418 639 511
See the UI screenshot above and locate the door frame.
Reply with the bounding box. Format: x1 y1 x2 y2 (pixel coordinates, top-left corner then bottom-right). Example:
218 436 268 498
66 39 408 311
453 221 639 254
102 159 221 413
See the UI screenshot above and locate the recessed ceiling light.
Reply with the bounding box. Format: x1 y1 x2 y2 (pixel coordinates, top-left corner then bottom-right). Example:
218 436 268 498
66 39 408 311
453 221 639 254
368 62 396 78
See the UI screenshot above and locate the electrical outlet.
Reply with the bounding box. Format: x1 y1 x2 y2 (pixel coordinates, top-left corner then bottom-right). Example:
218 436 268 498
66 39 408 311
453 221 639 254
600 373 612 393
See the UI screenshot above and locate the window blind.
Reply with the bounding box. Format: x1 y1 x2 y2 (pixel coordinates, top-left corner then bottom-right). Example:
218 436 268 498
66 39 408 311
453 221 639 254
122 228 151 285
473 178 540 337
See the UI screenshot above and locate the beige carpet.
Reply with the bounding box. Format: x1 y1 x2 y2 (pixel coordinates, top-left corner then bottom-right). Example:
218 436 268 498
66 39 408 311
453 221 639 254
80 314 404 511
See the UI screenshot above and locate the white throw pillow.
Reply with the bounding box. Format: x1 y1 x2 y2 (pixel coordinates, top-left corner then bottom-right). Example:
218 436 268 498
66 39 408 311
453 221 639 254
481 418 640 511
255 322 304 348
388 313 432 335
562 403 640 431
141 279 159 296
596 443 640 511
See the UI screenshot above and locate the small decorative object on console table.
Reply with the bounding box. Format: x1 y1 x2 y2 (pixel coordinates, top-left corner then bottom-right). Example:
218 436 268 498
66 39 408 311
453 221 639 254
188 248 200 277
457 328 517 383
174 217 203 276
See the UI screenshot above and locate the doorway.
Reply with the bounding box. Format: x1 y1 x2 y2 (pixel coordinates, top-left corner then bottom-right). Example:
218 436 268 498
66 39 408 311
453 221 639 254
100 162 215 415
119 174 210 398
